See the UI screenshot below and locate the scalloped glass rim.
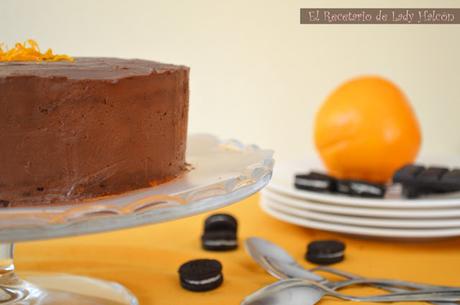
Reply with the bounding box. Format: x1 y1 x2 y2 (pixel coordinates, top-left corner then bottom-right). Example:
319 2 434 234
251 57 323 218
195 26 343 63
0 134 274 242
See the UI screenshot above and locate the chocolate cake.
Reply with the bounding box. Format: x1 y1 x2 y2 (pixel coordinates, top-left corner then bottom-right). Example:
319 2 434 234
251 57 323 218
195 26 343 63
0 57 189 206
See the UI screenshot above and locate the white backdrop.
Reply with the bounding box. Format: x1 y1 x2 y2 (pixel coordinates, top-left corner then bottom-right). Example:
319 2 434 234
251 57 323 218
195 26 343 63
2 0 459 161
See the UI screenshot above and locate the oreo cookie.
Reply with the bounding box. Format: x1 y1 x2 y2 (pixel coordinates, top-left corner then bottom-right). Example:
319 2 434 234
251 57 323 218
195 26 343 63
305 240 345 265
201 214 238 251
336 180 386 198
178 259 223 292
294 172 336 192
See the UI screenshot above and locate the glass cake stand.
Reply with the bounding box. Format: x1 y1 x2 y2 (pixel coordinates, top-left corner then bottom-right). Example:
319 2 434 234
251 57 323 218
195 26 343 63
0 134 274 305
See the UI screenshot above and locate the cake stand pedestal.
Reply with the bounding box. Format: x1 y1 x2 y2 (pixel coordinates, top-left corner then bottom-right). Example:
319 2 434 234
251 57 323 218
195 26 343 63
0 134 274 305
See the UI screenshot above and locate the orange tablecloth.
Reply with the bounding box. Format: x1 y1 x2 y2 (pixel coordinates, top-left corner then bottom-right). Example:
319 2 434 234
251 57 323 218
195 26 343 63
16 194 460 304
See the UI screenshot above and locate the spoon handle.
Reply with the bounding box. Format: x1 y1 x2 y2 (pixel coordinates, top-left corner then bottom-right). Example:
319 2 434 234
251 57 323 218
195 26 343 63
330 277 458 292
302 279 460 302
359 290 460 302
316 266 457 290
316 266 458 305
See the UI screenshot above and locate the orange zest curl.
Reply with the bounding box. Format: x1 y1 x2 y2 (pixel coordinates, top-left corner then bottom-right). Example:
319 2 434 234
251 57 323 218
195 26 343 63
0 40 74 62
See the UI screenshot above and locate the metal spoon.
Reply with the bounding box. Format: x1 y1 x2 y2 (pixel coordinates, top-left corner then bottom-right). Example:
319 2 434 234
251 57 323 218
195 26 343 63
245 237 456 290
245 237 457 305
241 278 460 305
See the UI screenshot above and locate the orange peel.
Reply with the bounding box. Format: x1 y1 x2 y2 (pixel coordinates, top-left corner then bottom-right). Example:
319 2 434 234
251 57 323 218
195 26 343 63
0 39 73 62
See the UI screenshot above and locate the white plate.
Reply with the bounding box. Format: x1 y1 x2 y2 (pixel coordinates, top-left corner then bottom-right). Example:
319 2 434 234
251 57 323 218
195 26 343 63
263 188 460 219
269 159 460 209
262 190 460 228
260 197 460 239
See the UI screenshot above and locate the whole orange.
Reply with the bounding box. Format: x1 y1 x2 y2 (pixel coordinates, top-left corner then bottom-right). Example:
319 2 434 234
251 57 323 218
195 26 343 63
314 76 422 183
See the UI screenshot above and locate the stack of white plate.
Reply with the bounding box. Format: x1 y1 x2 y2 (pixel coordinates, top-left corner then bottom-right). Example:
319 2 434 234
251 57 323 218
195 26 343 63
261 160 460 239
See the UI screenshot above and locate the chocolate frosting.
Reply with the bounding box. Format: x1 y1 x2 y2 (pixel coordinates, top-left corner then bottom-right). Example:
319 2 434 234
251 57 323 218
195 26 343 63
0 57 189 206
0 57 188 80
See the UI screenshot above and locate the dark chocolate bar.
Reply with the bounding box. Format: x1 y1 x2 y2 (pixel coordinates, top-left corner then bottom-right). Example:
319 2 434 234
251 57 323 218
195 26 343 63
416 167 449 184
393 164 460 198
393 164 425 184
441 169 460 191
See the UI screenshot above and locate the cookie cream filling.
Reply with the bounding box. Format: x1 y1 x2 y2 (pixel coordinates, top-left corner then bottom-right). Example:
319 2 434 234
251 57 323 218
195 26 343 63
295 179 329 188
350 183 382 195
203 240 237 246
185 274 222 285
316 251 344 258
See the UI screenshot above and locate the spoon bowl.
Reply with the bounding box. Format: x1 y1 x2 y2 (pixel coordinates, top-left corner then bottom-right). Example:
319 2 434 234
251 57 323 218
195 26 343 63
241 279 323 305
245 237 324 281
